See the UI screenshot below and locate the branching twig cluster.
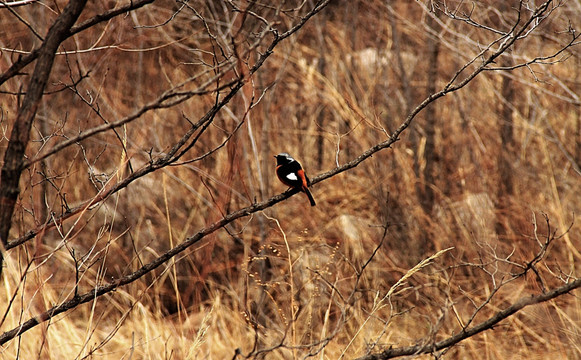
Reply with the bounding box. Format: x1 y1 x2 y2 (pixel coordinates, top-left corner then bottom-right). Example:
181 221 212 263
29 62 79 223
0 0 579 358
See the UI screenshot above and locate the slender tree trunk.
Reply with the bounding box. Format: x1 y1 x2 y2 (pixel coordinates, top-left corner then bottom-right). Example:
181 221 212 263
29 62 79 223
494 2 517 236
496 55 516 236
0 0 88 276
316 11 327 169
575 56 581 167
420 12 440 216
389 5 413 123
498 67 515 198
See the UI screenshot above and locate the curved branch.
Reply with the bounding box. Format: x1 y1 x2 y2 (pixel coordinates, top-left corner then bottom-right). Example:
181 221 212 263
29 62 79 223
22 74 239 170
6 78 245 251
22 0 334 170
0 0 567 347
0 174 299 345
0 31 529 339
0 0 155 85
7 0 334 251
356 278 581 360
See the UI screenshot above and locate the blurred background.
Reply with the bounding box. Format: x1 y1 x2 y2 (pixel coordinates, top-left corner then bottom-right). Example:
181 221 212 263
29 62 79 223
1 0 580 358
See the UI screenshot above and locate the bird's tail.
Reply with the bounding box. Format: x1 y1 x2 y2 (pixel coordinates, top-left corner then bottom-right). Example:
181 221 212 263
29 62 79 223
304 187 316 207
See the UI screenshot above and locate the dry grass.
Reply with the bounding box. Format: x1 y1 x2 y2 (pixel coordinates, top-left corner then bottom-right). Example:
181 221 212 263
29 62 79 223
1 0 581 359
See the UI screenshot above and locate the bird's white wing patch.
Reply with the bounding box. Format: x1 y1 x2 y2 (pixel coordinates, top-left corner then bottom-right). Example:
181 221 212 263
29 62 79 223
286 172 298 181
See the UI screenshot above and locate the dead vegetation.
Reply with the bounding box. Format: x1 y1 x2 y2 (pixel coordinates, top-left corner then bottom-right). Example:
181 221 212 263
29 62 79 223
0 0 580 359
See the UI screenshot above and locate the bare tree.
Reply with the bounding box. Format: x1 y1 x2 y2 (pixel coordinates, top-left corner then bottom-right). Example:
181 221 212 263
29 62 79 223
0 0 579 358
0 0 88 273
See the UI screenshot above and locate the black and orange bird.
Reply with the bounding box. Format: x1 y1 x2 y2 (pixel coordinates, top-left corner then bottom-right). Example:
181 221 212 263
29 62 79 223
275 153 316 207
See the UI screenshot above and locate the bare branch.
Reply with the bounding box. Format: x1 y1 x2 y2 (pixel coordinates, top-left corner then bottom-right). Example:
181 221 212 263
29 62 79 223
356 277 581 360
0 0 155 86
0 0 39 7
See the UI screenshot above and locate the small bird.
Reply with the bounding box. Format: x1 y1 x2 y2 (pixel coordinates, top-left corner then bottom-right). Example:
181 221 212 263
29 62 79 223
274 152 316 207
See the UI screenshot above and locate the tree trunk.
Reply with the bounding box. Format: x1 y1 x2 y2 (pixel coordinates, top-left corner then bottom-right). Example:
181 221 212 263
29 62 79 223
575 56 581 167
420 11 440 216
0 0 88 276
498 66 515 198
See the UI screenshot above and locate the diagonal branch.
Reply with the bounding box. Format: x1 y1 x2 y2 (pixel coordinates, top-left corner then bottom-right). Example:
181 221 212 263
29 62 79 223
0 0 567 347
22 73 240 170
0 0 39 7
0 0 155 86
355 278 581 360
7 0 334 251
5 78 245 251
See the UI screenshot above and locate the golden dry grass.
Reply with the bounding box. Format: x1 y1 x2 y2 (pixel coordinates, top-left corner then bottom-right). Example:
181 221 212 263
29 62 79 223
1 1 580 359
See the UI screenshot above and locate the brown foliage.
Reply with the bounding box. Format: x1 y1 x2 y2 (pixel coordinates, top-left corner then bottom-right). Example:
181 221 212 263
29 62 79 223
0 0 580 359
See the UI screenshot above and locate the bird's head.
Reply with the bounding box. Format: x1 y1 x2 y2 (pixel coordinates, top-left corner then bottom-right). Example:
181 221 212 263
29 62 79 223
274 152 294 165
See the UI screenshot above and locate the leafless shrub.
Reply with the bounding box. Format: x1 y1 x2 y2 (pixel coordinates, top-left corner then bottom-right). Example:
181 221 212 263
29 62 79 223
0 0 580 358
